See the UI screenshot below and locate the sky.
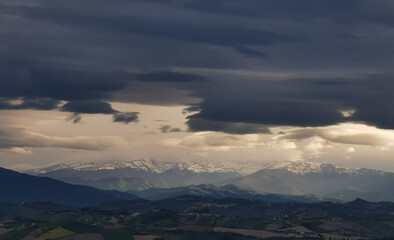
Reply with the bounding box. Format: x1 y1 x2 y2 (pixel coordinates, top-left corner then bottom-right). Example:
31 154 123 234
1 0 394 171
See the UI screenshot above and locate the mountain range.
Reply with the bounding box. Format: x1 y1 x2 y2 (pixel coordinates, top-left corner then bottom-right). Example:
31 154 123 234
225 164 394 202
25 159 394 202
27 159 261 175
25 159 246 189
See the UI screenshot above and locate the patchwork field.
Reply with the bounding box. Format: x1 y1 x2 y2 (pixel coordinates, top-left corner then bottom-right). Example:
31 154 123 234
21 227 46 240
1 198 394 240
36 226 75 240
0 229 12 235
134 235 163 240
59 233 105 240
213 227 300 239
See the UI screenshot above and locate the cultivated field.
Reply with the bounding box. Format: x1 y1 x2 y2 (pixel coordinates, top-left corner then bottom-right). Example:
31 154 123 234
134 235 163 240
36 226 75 240
0 229 12 235
213 227 300 239
59 233 105 240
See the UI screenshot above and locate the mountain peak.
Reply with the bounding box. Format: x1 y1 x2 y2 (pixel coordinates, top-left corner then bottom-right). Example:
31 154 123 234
345 198 370 207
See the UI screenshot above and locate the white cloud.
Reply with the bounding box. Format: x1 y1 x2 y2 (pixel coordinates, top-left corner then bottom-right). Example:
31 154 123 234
267 140 297 150
340 109 356 118
0 147 32 155
161 131 261 151
279 123 394 147
346 147 356 153
303 137 332 157
0 127 127 153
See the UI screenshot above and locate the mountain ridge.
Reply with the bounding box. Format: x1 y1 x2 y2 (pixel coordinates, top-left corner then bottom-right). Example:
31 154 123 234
25 159 389 176
128 183 326 203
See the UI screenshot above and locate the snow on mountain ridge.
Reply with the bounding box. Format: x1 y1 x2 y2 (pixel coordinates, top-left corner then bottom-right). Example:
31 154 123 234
262 160 386 175
26 159 258 175
262 160 322 174
26 159 385 176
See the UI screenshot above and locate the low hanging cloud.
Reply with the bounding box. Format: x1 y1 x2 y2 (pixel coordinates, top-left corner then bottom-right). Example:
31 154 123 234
159 125 182 133
0 127 127 153
162 132 261 151
187 118 271 134
61 100 116 114
185 73 394 132
303 137 333 158
61 100 139 124
113 112 139 124
279 123 394 147
266 139 297 150
1 147 33 155
133 70 208 83
346 147 356 153
66 113 82 124
0 98 61 111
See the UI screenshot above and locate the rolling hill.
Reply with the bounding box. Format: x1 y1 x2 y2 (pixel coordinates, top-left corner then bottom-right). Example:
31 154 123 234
0 167 138 207
130 183 323 202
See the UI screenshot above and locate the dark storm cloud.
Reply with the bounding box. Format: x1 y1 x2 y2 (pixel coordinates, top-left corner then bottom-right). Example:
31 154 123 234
233 46 266 58
113 112 139 124
186 74 394 130
67 113 82 124
2 0 394 133
0 56 205 110
159 125 182 133
182 105 201 114
0 61 129 101
189 99 343 128
145 0 358 20
145 0 394 28
26 69 129 101
134 71 207 83
62 101 140 124
113 82 202 106
0 98 60 110
61 100 116 114
0 2 295 57
187 118 271 134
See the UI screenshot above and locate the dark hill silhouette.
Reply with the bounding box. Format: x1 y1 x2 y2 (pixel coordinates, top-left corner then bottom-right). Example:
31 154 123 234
0 167 138 207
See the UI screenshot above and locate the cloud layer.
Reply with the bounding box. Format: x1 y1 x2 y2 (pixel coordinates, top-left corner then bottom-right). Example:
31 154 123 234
0 127 127 152
280 124 394 147
162 132 261 151
1 0 394 135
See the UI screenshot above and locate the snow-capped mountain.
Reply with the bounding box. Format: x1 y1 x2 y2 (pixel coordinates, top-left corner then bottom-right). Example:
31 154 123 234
26 159 263 175
221 161 393 202
26 159 387 176
25 159 252 189
260 160 386 176
24 159 394 202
